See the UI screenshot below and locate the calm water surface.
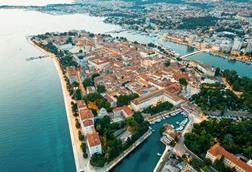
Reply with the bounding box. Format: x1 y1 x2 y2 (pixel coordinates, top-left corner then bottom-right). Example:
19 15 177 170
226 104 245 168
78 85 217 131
112 113 186 172
0 9 119 172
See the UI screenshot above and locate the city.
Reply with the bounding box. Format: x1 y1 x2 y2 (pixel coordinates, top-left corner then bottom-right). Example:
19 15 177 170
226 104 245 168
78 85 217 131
0 0 251 172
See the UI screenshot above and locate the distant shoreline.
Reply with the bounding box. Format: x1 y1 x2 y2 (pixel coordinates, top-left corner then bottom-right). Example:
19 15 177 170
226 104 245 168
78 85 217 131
161 34 252 65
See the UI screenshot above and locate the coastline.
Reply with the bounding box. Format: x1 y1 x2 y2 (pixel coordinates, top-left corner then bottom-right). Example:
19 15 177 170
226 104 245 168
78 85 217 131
160 34 252 65
28 39 85 172
27 38 156 172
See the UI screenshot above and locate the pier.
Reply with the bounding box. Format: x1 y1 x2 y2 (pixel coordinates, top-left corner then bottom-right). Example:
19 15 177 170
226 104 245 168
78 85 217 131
26 55 48 61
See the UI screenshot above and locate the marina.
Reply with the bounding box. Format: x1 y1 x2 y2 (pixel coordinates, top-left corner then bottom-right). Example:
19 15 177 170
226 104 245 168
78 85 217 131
112 111 188 172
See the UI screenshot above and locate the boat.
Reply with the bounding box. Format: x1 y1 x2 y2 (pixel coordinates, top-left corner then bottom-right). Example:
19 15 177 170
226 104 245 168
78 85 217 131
170 112 176 116
157 153 161 156
150 121 155 124
176 121 180 125
157 118 162 122
175 126 183 131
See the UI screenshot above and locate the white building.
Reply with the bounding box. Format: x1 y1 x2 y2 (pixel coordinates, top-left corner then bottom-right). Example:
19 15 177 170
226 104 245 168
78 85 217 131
88 58 110 69
190 60 215 77
131 89 185 112
245 38 252 54
65 66 78 84
81 119 94 134
232 37 243 52
87 131 102 155
97 108 108 119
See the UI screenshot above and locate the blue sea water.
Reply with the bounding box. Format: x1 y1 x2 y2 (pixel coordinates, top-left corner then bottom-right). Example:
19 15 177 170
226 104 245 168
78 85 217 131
0 9 119 172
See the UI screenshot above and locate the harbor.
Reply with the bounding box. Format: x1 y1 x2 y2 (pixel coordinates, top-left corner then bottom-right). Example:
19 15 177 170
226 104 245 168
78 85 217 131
112 111 188 172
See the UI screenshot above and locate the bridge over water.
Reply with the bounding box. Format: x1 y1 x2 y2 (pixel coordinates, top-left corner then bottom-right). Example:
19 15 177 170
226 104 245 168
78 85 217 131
179 50 206 59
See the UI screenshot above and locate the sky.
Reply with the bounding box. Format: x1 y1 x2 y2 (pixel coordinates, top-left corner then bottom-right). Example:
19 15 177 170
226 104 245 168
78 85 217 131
0 0 74 6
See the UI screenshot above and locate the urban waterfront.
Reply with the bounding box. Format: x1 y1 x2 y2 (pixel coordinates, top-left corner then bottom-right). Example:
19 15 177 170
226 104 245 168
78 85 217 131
0 6 252 172
112 113 186 172
111 31 252 78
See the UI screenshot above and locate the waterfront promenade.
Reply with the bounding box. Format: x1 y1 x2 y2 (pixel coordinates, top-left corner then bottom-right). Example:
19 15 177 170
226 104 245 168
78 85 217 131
102 130 152 172
153 146 171 172
29 40 86 172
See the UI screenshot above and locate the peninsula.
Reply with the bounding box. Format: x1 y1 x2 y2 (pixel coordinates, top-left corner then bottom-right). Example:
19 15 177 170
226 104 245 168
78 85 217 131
30 29 252 172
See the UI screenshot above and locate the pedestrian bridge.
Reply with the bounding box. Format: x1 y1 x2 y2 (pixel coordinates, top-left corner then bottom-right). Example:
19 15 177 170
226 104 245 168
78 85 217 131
179 50 205 59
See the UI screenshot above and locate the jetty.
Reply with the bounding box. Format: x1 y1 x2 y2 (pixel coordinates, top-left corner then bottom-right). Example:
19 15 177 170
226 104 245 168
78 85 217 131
26 55 48 61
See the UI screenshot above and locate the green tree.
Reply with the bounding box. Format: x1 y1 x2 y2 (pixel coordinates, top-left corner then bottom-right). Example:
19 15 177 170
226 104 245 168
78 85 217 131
74 88 82 100
117 93 139 107
97 84 106 93
179 77 188 87
75 119 81 129
164 60 171 67
90 153 106 167
83 77 93 89
215 67 221 76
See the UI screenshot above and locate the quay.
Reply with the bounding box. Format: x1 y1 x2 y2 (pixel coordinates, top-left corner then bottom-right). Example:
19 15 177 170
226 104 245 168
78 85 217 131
146 108 181 123
153 146 171 172
103 130 152 172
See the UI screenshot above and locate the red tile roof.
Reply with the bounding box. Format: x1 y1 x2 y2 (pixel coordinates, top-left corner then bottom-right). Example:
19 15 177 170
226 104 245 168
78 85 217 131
166 82 182 93
83 119 94 127
66 67 77 77
87 131 101 147
163 123 173 131
208 143 252 172
173 71 189 81
76 100 86 110
114 105 133 118
132 89 184 105
79 109 94 120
